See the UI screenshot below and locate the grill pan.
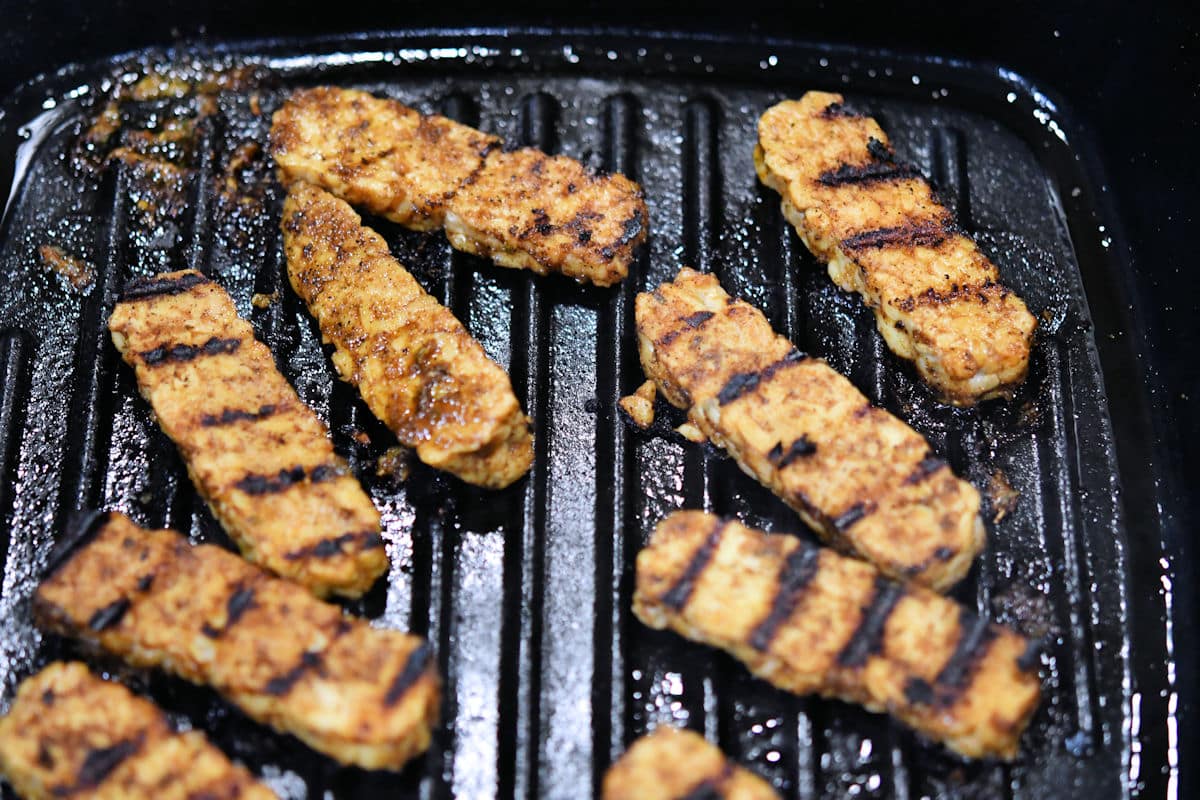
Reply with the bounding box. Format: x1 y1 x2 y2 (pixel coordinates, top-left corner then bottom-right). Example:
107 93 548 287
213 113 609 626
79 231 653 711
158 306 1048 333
0 29 1182 799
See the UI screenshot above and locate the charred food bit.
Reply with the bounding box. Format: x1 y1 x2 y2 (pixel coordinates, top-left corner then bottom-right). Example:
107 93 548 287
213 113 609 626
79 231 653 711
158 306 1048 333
270 86 647 286
37 245 94 291
636 268 983 591
34 513 440 772
108 270 385 599
634 511 1041 760
0 662 276 800
602 727 780 800
282 182 532 489
756 92 1037 405
619 379 657 429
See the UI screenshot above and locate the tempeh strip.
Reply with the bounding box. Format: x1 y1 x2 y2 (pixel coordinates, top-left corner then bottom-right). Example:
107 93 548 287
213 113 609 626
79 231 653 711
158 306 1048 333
282 182 532 489
108 269 384 599
634 511 1041 760
756 92 1036 405
636 268 983 590
602 727 779 800
0 662 276 800
34 513 440 772
270 86 647 287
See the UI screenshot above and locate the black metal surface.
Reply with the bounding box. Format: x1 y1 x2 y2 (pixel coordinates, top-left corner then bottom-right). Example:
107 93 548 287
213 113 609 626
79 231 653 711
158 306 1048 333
0 30 1181 799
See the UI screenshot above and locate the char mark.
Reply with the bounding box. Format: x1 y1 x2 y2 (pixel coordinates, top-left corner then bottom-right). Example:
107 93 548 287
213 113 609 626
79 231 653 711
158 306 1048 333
225 586 256 627
660 520 728 611
934 610 997 694
73 738 141 791
284 530 385 561
905 454 948 485
866 136 894 162
384 642 434 706
657 310 715 348
841 223 949 251
716 348 807 406
836 577 905 668
818 161 922 187
820 102 866 119
264 651 322 697
767 435 817 470
832 502 870 533
234 462 345 495
904 677 935 705
140 336 241 367
679 763 734 800
200 404 280 427
748 544 821 652
87 598 131 632
617 208 645 248
120 272 208 301
1016 638 1043 673
42 510 112 580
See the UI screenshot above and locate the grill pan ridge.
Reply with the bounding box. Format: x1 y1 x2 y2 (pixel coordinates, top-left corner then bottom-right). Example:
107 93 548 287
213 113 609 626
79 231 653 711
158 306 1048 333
0 29 1179 799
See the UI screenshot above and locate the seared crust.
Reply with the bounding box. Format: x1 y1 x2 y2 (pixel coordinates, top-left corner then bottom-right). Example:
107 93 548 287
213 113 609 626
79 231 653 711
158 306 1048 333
635 268 983 591
108 270 385 599
270 86 646 286
602 727 779 800
634 512 1042 760
0 662 275 800
756 92 1037 405
34 514 440 772
282 182 533 489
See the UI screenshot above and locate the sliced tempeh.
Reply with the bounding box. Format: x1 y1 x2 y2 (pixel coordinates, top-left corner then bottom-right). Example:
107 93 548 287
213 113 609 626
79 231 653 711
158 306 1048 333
34 512 440 772
756 92 1037 405
270 86 647 287
602 727 779 800
635 511 1041 760
108 269 384 599
635 267 983 590
282 181 532 489
0 661 276 800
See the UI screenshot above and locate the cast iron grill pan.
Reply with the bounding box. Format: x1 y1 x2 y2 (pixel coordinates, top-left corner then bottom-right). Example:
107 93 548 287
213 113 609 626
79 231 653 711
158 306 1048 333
0 30 1167 799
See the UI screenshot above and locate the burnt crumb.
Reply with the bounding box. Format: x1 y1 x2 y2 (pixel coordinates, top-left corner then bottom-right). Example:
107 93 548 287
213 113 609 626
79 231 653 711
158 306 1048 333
866 136 894 162
376 446 413 486
820 101 866 119
987 469 1020 523
37 245 94 291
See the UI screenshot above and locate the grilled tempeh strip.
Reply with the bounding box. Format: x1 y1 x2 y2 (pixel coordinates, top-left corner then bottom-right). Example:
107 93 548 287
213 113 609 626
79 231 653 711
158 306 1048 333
282 182 533 489
635 512 1041 760
0 662 276 800
108 269 384 599
34 513 440 772
756 92 1037 405
270 86 647 286
602 727 780 800
636 268 983 590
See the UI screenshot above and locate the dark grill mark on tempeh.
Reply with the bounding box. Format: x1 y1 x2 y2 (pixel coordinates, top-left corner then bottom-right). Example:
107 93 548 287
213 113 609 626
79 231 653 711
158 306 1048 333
866 136 894 162
42 510 112 580
658 310 715 347
933 546 956 561
716 348 808 406
74 738 141 790
264 651 322 696
120 271 208 301
384 642 434 706
748 544 821 652
767 435 817 470
906 454 948 485
225 586 256 627
678 764 734 800
87 598 131 632
661 521 728 611
284 530 385 561
200 404 280 427
820 101 865 119
837 577 906 668
1016 639 1044 673
234 462 344 495
818 161 922 186
832 502 870 532
904 677 935 705
841 223 949 251
935 611 997 693
139 336 241 367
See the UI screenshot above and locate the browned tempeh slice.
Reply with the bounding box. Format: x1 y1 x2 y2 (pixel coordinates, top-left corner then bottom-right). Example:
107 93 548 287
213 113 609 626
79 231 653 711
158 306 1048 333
270 86 647 286
0 662 275 800
282 182 533 489
34 513 440 772
635 511 1041 760
602 727 779 800
108 270 384 598
635 268 983 590
756 92 1037 405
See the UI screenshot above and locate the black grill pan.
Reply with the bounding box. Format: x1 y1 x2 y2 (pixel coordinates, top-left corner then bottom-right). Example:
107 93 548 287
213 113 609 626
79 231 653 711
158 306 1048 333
0 29 1183 799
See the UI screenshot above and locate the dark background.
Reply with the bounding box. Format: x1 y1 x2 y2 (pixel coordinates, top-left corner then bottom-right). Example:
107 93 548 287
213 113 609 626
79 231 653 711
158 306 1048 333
0 0 1194 795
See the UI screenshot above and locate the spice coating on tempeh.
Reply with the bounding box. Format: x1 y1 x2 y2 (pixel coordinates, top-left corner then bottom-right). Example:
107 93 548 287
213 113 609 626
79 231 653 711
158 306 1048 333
602 727 780 800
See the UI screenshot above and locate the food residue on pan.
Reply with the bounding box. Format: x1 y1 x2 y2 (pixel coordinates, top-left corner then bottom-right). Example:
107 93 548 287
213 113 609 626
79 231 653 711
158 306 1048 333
618 379 657 429
251 291 277 309
988 468 1020 522
376 446 414 485
37 244 94 291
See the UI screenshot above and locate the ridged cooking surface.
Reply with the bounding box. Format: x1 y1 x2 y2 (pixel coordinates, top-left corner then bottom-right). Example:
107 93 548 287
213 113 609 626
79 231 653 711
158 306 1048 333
0 34 1144 799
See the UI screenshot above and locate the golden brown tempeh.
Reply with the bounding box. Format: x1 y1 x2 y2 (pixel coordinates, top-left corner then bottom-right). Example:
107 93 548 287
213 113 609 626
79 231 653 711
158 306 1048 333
108 269 384 599
34 513 439 772
282 182 533 489
634 511 1041 760
602 727 779 800
756 92 1036 405
270 86 646 286
635 268 983 590
0 661 275 800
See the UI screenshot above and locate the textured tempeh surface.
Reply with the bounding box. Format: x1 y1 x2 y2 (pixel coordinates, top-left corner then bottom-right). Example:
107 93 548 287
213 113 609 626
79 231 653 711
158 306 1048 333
282 182 533 488
602 727 779 800
636 267 983 590
34 513 439 772
108 269 385 598
756 91 1037 405
634 511 1041 760
0 662 276 800
270 86 647 286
